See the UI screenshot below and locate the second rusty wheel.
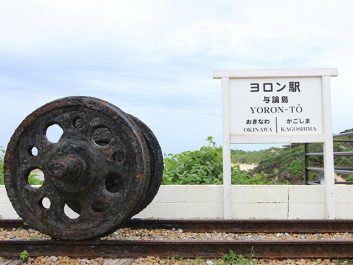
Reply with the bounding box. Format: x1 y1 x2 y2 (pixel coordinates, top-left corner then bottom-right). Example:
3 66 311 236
127 114 163 215
4 96 150 240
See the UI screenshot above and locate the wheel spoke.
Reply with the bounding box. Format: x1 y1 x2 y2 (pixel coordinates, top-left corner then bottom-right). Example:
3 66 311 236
23 185 45 207
79 183 119 218
46 193 65 221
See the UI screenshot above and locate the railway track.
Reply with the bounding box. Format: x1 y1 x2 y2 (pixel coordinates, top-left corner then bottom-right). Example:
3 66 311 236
1 219 353 258
3 218 353 233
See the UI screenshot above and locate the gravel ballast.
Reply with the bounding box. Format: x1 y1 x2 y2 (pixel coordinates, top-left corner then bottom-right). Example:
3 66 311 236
1 227 353 241
1 228 353 264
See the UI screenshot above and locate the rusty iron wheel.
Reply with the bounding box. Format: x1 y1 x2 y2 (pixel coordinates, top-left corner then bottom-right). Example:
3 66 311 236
68 113 164 217
4 96 150 240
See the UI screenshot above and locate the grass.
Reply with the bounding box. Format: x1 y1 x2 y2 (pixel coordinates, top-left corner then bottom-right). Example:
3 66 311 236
19 250 29 261
223 250 258 265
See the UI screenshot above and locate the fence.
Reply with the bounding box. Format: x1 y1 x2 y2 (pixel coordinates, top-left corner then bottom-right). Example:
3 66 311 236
305 131 353 184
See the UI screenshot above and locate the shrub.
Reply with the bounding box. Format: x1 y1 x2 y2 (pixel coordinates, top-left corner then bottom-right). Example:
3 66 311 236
347 175 353 182
163 137 223 185
28 174 44 185
163 137 268 185
232 166 268 184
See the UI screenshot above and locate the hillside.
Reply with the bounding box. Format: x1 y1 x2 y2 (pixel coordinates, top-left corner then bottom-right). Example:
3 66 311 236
231 148 282 165
246 144 307 184
241 129 353 184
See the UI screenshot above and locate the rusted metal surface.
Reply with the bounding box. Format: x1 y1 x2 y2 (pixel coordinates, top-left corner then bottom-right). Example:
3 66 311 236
66 114 164 217
4 96 166 240
127 115 164 215
3 219 353 233
1 239 353 258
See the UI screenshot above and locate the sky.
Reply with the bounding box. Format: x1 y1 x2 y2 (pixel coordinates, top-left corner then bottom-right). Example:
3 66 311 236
0 0 353 154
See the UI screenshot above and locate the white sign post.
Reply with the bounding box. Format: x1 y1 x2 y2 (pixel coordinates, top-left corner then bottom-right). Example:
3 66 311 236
214 69 338 219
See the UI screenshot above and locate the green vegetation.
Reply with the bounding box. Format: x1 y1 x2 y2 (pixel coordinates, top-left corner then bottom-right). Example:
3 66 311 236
347 175 353 181
223 250 257 265
19 250 29 261
163 129 353 185
163 137 269 185
333 129 353 168
232 148 281 164
163 137 223 185
252 143 307 184
253 129 353 184
28 173 44 185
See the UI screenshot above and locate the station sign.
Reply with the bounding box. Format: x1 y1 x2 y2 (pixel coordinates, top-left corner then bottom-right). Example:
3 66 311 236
231 77 323 138
214 69 338 144
214 68 338 219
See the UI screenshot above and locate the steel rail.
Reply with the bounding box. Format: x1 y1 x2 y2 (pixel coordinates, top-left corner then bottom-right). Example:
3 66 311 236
0 220 26 229
3 219 353 233
126 219 353 233
1 239 353 258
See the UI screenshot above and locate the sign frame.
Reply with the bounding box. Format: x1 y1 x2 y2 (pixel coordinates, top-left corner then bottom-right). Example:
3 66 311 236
214 68 338 219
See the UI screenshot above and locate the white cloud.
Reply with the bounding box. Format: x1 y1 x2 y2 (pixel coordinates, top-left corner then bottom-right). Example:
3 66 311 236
1 0 353 152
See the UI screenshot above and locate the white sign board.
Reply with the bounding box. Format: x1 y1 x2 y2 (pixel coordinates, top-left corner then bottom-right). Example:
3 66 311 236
214 69 338 220
230 77 323 143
